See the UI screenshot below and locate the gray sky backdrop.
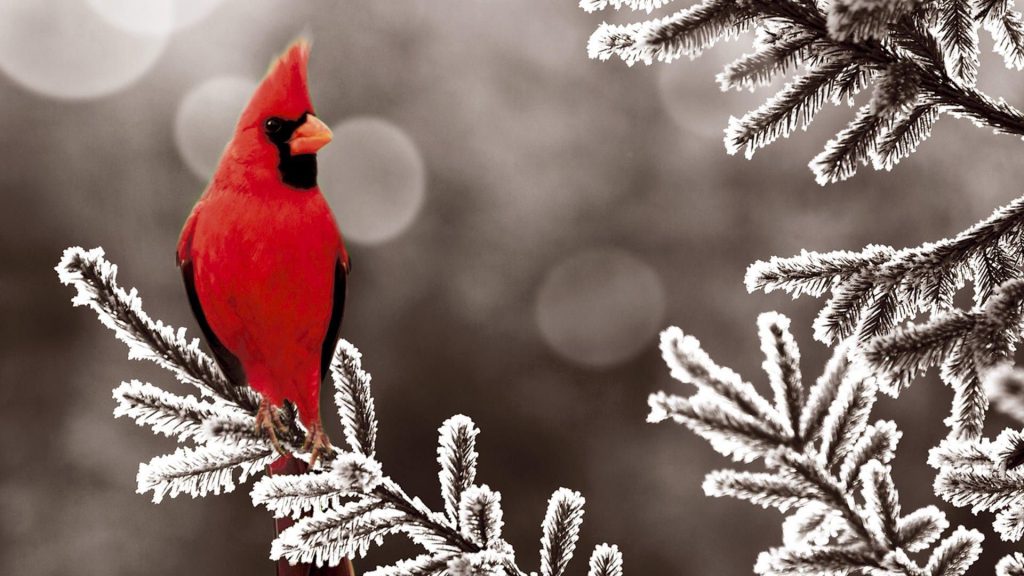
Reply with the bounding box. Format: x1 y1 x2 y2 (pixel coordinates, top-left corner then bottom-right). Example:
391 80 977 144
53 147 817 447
2 0 1024 574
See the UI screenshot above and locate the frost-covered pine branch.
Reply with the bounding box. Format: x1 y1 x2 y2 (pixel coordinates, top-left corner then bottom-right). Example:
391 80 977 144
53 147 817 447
57 247 259 411
257 411 619 575
919 365 1024 548
745 196 1024 438
581 0 1024 183
58 246 622 574
998 552 1024 576
652 312 983 575
864 279 1024 439
931 426 1024 542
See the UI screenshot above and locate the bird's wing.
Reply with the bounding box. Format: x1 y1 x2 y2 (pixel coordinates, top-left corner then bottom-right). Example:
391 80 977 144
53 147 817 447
176 207 247 388
176 205 199 266
319 257 348 383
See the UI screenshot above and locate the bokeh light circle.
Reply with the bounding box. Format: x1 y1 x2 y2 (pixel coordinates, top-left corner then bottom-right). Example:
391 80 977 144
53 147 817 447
0 0 168 100
320 118 427 245
86 0 226 35
85 0 175 36
535 248 666 368
164 0 226 29
174 76 256 180
657 41 759 140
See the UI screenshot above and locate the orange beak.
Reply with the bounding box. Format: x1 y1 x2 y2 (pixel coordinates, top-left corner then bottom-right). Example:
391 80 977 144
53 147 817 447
289 114 333 156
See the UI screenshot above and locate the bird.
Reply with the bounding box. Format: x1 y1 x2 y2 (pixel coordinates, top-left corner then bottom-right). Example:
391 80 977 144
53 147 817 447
176 39 349 467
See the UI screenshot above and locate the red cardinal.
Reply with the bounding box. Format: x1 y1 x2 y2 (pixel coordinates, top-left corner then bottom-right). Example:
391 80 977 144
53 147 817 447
177 40 348 466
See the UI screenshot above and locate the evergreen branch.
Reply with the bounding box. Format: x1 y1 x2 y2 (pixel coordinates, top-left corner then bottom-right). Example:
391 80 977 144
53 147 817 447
897 506 949 552
744 194 1024 433
934 458 1024 512
928 437 996 470
994 504 1024 541
998 553 1024 576
769 450 875 545
810 104 893 185
936 0 981 85
56 246 259 411
446 550 517 576
587 545 624 576
649 390 792 462
970 245 1017 306
758 312 804 440
541 489 586 576
331 339 379 458
137 443 275 503
271 500 408 565
660 326 788 436
579 0 677 13
650 315 981 576
993 428 1024 470
754 545 878 575
837 420 901 489
983 0 1024 70
860 461 901 549
834 63 875 106
726 60 854 159
978 0 1008 22
439 415 480 526
252 468 360 520
827 0 917 42
202 410 265 445
583 0 1024 181
61 247 618 575
745 245 895 298
703 469 822 510
863 309 975 395
458 485 503 548
113 379 243 443
927 76 1024 137
811 270 883 343
588 0 754 65
718 30 821 90
800 342 853 443
870 62 923 118
781 503 848 548
818 370 876 469
865 278 1024 437
929 428 1024 541
924 527 984 576
943 350 989 440
873 101 940 171
986 8 1024 70
363 554 453 576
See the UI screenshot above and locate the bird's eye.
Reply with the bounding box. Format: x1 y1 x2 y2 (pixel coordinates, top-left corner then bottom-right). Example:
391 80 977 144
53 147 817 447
264 118 283 134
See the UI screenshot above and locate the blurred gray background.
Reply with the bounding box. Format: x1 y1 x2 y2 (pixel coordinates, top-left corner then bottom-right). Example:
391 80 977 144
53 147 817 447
2 0 1023 574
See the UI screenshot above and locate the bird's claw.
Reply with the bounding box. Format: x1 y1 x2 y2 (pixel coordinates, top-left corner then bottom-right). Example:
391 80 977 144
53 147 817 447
302 422 334 469
255 399 290 456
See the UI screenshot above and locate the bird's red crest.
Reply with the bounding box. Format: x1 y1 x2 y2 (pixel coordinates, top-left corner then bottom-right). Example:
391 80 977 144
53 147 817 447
237 39 314 130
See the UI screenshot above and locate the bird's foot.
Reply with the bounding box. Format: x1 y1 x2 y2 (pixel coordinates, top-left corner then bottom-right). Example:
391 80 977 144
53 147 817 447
302 421 334 468
255 399 290 456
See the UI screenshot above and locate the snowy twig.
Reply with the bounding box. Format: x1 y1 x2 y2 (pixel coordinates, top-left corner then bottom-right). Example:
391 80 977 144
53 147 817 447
745 196 1024 438
582 0 1024 183
747 194 1024 338
57 246 259 411
58 246 622 574
652 313 984 576
931 427 1024 542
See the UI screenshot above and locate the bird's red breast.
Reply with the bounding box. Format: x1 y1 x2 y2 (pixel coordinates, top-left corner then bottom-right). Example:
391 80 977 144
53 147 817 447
177 40 349 427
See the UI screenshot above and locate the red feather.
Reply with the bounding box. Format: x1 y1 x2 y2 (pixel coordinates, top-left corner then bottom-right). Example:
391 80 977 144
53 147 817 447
177 39 349 429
